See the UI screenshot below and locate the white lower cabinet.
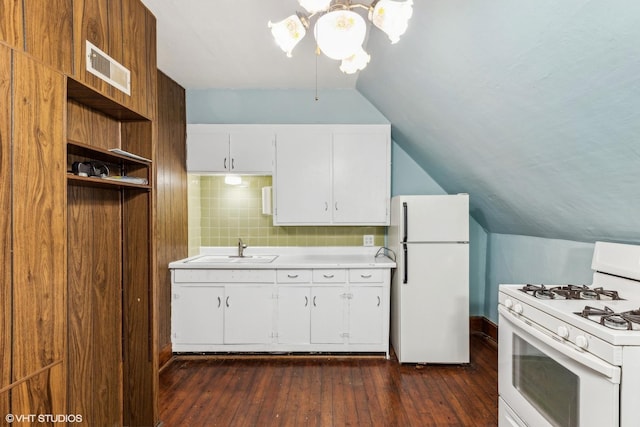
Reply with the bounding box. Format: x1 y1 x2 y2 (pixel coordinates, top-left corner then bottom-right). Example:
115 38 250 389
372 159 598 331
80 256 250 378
171 267 391 356
348 286 384 344
310 286 346 344
276 286 311 344
224 285 274 344
172 285 224 345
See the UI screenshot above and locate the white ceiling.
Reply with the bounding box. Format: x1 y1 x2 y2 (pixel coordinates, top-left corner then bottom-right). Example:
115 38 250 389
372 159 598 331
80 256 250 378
142 0 364 89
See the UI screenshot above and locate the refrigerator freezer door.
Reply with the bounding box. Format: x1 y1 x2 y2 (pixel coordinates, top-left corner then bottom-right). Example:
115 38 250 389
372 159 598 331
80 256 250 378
391 242 469 363
395 195 469 243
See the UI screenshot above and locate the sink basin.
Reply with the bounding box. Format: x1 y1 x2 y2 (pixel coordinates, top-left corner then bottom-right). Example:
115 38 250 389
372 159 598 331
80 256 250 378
187 255 278 264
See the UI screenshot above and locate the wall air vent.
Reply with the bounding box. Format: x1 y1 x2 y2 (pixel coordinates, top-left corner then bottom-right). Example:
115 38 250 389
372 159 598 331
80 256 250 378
85 40 131 96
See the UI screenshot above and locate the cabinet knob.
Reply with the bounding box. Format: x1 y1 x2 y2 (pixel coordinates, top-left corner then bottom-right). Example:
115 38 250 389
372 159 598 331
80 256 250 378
226 296 230 307
231 158 235 170
324 202 328 211
335 202 338 211
217 296 221 308
304 296 309 307
224 157 227 169
377 296 381 307
313 296 317 307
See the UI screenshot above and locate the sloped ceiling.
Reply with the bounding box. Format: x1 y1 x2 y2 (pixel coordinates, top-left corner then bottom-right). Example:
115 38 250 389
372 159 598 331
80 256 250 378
143 0 640 244
357 0 640 243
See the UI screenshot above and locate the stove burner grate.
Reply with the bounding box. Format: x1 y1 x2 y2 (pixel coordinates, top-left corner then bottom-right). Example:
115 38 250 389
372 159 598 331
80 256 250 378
575 306 640 330
520 284 622 300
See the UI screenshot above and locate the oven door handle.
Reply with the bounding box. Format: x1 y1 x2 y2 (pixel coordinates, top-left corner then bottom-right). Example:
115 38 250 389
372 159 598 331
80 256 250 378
499 305 621 383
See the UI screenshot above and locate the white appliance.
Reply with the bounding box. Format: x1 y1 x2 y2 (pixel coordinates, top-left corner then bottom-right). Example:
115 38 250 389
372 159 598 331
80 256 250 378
499 241 640 427
389 194 470 363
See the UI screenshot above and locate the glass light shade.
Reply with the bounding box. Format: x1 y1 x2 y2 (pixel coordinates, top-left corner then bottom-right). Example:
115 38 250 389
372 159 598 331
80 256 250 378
339 46 371 74
268 14 307 58
314 10 367 60
369 0 414 44
298 0 332 13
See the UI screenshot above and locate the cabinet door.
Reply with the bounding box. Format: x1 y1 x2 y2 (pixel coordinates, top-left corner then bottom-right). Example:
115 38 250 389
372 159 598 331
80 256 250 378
172 286 223 344
23 0 73 74
274 130 332 224
277 287 311 344
224 286 274 344
12 51 66 416
310 287 345 344
186 125 229 172
0 45 11 405
229 130 274 173
332 130 390 224
349 286 384 344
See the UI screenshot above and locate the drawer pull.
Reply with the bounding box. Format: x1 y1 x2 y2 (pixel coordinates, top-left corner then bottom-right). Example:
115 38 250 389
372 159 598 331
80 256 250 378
287 274 299 278
226 296 230 308
323 274 334 279
360 274 372 279
217 296 221 308
313 296 317 307
304 296 309 307
377 296 381 307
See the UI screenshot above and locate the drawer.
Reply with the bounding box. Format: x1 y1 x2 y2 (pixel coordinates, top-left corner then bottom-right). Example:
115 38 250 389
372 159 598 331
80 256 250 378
173 269 275 283
312 269 346 283
349 269 383 283
277 269 312 283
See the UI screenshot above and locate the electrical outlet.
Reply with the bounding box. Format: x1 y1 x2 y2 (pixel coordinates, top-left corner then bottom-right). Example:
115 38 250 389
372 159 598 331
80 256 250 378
363 235 374 247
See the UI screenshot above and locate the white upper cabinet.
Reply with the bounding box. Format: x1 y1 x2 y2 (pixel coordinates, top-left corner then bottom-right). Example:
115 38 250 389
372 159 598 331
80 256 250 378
186 124 274 174
273 124 391 226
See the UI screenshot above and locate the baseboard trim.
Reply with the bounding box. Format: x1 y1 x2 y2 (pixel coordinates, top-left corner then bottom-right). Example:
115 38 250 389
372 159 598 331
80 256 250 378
470 316 498 343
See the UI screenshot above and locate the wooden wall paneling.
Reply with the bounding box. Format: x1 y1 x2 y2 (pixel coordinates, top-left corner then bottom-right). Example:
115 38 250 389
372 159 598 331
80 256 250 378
0 43 11 418
67 186 123 426
155 71 187 363
0 0 23 49
72 0 124 100
121 0 149 117
122 190 157 426
22 0 73 75
9 362 66 421
145 9 157 119
11 51 66 415
121 121 152 164
67 99 121 150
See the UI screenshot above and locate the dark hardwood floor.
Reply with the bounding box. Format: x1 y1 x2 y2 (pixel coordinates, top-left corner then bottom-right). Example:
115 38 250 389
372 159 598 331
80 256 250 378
159 334 498 426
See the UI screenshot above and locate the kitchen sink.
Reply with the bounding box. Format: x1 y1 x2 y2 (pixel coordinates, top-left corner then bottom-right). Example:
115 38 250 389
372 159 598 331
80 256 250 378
187 255 278 263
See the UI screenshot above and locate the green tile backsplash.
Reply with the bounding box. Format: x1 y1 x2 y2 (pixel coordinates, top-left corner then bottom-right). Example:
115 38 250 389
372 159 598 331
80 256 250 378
191 175 385 249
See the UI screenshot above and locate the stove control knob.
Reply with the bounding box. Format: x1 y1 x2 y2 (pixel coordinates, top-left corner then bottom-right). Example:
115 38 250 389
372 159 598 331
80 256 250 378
575 335 588 349
504 299 513 309
514 304 523 314
557 326 569 339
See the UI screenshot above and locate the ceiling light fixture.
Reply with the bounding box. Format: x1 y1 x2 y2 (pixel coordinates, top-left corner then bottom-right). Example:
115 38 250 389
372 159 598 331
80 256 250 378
268 0 413 74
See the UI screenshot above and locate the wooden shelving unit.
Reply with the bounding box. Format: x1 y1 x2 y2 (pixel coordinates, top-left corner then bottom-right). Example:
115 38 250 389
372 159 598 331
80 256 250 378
67 140 151 190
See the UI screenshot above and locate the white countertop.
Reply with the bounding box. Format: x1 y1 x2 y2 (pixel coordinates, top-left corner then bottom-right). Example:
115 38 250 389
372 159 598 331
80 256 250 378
168 246 397 269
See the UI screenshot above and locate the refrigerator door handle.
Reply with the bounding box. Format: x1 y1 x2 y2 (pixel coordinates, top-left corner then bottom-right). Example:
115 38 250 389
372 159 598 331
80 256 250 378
403 243 408 284
402 202 408 243
402 202 408 284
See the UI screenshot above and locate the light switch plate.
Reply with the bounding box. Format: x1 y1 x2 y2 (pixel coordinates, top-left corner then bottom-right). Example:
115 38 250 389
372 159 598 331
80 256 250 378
363 235 374 247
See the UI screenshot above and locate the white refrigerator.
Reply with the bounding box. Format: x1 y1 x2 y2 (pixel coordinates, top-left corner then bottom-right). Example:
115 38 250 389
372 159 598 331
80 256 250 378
389 194 469 364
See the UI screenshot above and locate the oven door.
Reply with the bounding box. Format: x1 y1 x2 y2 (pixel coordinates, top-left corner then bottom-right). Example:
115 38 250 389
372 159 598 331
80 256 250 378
498 305 621 427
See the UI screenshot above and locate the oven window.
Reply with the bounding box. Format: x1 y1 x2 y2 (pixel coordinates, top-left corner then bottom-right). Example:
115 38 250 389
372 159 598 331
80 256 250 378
513 335 579 426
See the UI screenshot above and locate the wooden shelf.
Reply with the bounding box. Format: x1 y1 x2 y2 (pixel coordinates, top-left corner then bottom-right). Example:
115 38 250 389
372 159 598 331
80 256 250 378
67 174 151 190
67 78 149 121
67 140 151 189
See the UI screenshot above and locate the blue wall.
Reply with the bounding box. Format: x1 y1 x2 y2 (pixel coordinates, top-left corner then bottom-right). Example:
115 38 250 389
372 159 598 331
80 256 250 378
187 89 388 124
485 234 594 322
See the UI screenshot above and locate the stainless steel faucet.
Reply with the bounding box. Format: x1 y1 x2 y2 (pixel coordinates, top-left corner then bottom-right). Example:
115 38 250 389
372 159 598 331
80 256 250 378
238 238 247 257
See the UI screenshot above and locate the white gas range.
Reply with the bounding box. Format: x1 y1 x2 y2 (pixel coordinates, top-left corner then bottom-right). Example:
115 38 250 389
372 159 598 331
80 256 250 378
498 241 640 427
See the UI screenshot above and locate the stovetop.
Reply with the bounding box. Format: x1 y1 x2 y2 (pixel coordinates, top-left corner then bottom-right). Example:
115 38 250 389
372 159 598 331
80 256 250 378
500 277 640 346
